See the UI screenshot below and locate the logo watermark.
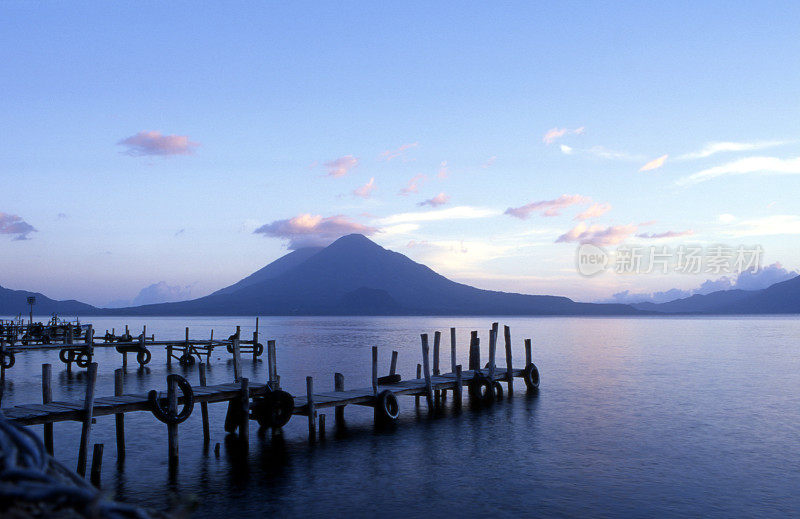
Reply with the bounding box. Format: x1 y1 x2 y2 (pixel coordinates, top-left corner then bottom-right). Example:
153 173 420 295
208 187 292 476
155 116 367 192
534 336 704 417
576 244 763 277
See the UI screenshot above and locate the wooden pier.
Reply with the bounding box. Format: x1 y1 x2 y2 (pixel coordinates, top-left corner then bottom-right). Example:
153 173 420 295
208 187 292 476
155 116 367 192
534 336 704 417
1 323 541 480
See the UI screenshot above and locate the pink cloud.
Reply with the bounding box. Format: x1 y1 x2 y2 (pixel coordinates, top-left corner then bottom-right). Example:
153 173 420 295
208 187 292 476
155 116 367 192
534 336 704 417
254 213 378 249
556 222 637 246
542 126 585 145
380 142 418 161
0 212 36 240
505 194 591 219
639 154 668 172
418 192 450 207
636 230 694 239
399 173 426 195
118 130 199 156
437 161 449 179
574 202 612 221
324 155 359 177
353 177 377 198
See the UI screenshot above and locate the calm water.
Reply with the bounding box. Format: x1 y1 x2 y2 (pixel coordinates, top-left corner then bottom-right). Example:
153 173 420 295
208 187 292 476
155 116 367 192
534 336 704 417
2 316 799 517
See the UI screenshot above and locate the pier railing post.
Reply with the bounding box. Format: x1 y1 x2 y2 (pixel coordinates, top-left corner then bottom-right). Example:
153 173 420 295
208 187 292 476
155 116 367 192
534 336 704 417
306 376 316 443
114 369 125 460
433 331 441 402
468 331 480 371
421 334 434 411
252 318 259 362
42 364 53 455
504 325 514 396
77 362 98 477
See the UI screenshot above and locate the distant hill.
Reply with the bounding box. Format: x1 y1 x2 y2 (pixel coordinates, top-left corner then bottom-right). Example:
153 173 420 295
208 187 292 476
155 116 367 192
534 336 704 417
212 247 323 296
0 285 96 317
110 234 642 316
632 274 800 314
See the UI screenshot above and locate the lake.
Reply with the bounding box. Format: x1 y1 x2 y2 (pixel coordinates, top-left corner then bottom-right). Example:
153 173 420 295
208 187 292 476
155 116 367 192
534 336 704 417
2 316 799 517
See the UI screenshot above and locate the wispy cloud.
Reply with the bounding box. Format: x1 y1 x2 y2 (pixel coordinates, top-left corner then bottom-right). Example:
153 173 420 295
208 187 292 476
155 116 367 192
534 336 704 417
556 222 637 246
377 206 500 226
505 194 591 219
574 202 612 221
676 156 800 186
636 230 694 239
254 213 377 249
481 156 497 168
380 142 418 162
639 154 668 172
542 126 585 145
559 144 573 155
323 155 359 177
399 173 426 195
0 212 36 240
353 177 376 198
437 161 449 179
721 214 800 237
560 144 642 161
118 130 199 156
677 140 788 160
418 192 450 207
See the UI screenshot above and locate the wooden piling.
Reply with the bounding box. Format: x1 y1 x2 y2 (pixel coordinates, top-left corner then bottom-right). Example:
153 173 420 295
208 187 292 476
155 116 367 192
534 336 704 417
450 328 457 372
454 365 463 407
252 318 259 362
306 376 316 443
372 346 378 395
90 443 103 488
167 375 179 466
114 369 125 460
42 364 53 455
166 325 172 367
468 331 480 371
488 326 497 380
420 334 434 411
504 325 514 395
239 378 249 448
184 327 190 362
207 330 214 363
433 331 441 401
232 326 242 382
334 372 345 425
525 338 532 366
415 364 421 407
76 362 98 477
199 363 210 444
267 340 277 389
319 414 326 440
389 350 398 376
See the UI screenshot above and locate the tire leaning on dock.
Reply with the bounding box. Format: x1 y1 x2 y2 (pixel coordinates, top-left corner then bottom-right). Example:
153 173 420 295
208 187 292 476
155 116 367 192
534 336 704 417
492 380 504 400
148 374 195 424
468 372 494 404
58 348 74 364
523 363 540 390
75 351 91 368
376 390 400 422
0 349 14 369
251 390 295 428
179 353 195 366
136 349 152 366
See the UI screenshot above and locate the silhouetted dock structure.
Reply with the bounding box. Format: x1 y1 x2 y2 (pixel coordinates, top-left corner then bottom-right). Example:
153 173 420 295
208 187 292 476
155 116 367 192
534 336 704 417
1 323 540 482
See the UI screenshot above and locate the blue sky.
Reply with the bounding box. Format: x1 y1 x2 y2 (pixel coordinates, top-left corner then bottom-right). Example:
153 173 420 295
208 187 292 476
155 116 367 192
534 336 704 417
1 1 799 306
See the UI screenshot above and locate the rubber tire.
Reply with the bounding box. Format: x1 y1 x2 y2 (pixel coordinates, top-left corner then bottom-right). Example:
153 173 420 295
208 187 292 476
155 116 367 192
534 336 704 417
179 353 195 366
493 380 504 400
148 374 195 425
523 363 540 390
468 373 494 404
254 342 264 357
252 390 295 428
1 350 14 369
376 390 399 422
75 351 91 368
59 349 75 364
137 349 152 366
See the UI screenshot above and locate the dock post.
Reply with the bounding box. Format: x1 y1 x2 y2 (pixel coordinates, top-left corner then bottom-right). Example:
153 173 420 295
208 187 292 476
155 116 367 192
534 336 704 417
166 326 172 368
389 350 398 376
239 378 249 449
267 340 277 389
454 365 463 407
504 325 514 396
433 331 441 402
415 364 421 407
114 369 125 460
185 327 190 363
450 327 457 372
90 443 103 488
372 346 378 395
334 372 345 425
77 362 98 477
42 364 53 455
525 338 532 366
252 318 259 362
319 414 326 441
167 374 179 467
208 330 214 363
232 326 241 382
66 326 73 374
421 334 434 411
488 324 497 380
306 376 316 443
199 363 210 444
468 331 480 371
